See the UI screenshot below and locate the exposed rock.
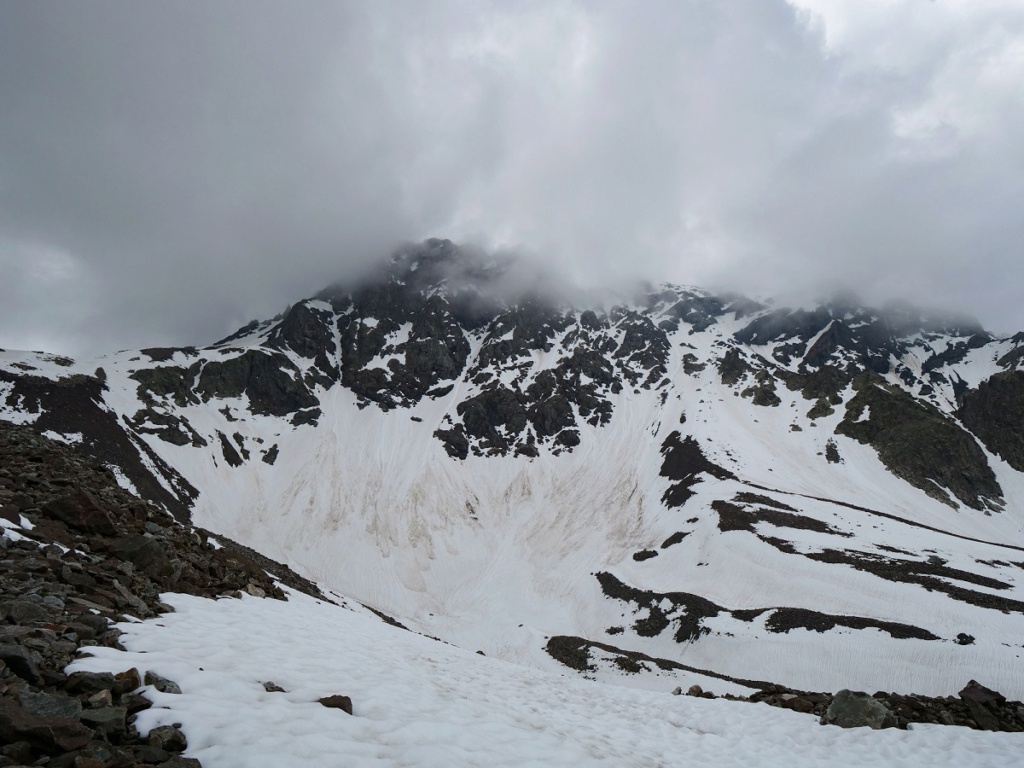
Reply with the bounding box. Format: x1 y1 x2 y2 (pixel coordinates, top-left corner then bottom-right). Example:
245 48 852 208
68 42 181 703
0 697 94 753
836 375 1002 510
65 672 115 696
718 348 751 386
78 706 127 738
659 431 734 509
821 690 898 729
17 691 82 719
0 643 43 684
196 349 320 418
41 491 117 536
958 371 1024 472
147 724 188 752
960 679 1005 705
144 671 182 694
163 757 203 768
107 536 174 583
318 694 354 715
632 549 658 562
0 420 328 768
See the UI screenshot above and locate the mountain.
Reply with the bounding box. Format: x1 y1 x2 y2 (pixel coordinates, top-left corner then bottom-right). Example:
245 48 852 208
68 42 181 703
3 238 1024 700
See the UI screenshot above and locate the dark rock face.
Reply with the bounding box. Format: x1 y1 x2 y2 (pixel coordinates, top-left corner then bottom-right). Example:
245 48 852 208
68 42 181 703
734 307 899 375
267 302 340 381
217 431 243 468
197 350 320 419
763 608 936 640
335 291 471 410
457 387 528 453
718 348 751 387
659 431 734 508
958 370 1024 472
836 376 1002 510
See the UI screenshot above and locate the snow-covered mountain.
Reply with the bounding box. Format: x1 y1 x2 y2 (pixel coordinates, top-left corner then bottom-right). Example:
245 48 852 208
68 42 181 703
4 238 1024 698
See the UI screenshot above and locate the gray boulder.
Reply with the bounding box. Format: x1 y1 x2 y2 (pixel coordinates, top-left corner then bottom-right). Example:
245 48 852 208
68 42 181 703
821 690 898 729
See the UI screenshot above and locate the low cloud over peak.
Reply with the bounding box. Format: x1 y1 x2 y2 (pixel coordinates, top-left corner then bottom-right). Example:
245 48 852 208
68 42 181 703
2 0 1022 355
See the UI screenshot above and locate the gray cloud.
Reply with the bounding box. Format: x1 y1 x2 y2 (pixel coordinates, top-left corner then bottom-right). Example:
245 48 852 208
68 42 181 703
1 0 1022 355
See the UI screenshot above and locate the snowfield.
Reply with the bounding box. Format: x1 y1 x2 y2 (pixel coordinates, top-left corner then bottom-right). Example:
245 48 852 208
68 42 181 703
72 589 1023 768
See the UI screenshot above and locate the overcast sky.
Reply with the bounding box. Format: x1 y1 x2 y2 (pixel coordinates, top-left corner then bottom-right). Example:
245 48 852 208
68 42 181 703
2 0 1022 356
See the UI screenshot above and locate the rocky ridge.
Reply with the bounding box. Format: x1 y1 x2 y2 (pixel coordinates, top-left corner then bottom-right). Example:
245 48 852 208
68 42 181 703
5 239 1024 516
682 679 1024 732
0 420 324 767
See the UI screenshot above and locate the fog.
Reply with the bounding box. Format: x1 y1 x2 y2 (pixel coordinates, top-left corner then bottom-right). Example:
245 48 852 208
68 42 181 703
1 0 1022 355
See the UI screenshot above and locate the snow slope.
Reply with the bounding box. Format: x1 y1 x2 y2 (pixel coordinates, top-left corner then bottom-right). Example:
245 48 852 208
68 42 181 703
71 589 1024 768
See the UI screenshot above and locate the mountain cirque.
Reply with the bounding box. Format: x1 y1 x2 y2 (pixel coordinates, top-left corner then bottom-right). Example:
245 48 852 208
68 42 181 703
3 239 1024 718
2 406 1023 768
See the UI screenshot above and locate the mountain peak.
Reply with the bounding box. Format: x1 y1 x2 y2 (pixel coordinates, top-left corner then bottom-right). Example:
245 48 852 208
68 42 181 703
3 239 1024 704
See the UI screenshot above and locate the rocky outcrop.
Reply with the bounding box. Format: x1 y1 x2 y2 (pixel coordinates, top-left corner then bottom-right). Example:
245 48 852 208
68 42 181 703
836 375 1002 510
594 570 935 646
659 431 734 508
0 369 197 521
196 350 321 419
958 370 1024 472
730 680 1024 732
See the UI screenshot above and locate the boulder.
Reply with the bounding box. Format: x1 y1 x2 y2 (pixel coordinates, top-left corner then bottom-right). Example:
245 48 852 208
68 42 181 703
17 691 82 720
79 706 127 739
147 724 188 752
164 757 203 768
65 671 114 696
1 599 53 624
107 535 174 582
959 680 1005 705
319 694 353 715
0 697 94 754
0 643 43 684
41 491 117 536
112 667 142 696
821 690 898 729
145 670 182 694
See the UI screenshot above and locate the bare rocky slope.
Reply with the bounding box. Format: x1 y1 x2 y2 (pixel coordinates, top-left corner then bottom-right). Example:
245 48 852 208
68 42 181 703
0 420 325 766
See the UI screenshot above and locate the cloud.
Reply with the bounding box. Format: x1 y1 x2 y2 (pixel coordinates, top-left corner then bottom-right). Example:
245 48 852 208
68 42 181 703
1 0 1022 355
